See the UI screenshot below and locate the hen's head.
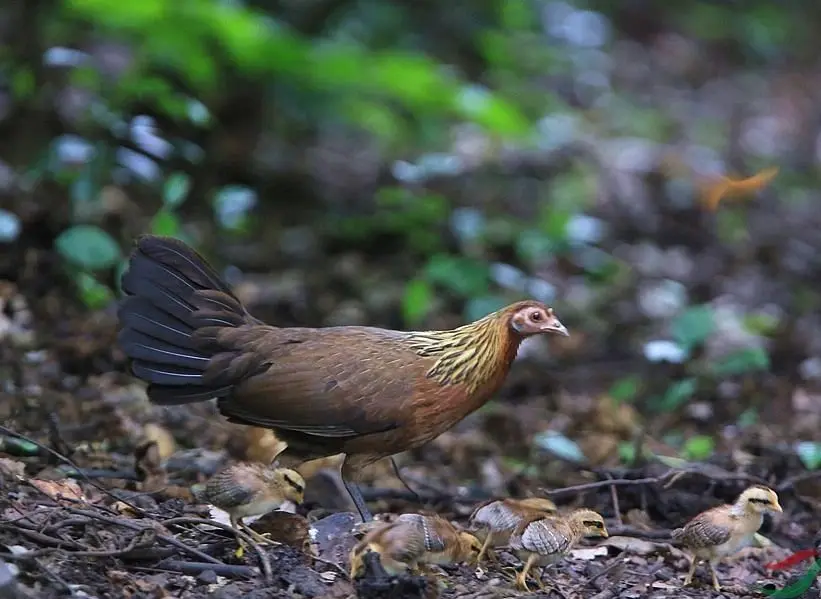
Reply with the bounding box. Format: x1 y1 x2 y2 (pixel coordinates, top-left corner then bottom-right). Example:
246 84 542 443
504 301 568 338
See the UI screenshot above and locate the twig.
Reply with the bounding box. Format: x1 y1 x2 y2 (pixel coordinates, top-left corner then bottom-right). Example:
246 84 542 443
161 516 272 584
65 508 224 566
777 470 821 493
154 559 258 578
606 526 673 541
544 468 766 497
0 424 147 516
606 474 622 525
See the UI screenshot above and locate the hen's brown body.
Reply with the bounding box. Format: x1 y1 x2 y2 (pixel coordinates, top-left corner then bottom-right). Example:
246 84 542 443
117 235 568 520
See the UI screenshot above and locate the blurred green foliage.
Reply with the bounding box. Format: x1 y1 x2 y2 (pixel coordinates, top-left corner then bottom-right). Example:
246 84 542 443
1 0 816 471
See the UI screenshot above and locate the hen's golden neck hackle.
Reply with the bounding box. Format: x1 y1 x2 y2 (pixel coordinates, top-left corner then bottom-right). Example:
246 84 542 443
406 314 516 392
405 301 566 393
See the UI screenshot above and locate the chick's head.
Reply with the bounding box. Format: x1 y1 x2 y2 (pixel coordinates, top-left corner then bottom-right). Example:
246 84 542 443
568 509 609 538
268 468 306 504
457 531 483 563
738 485 782 515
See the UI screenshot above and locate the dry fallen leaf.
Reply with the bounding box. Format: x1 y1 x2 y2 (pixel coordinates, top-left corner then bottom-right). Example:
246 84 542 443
0 457 25 478
700 166 779 211
570 546 608 560
28 478 87 502
603 536 679 557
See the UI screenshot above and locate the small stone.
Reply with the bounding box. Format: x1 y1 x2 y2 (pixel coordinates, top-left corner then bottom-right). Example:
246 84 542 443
197 569 218 585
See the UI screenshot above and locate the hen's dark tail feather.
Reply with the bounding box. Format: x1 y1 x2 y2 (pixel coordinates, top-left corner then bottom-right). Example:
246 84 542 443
117 235 258 406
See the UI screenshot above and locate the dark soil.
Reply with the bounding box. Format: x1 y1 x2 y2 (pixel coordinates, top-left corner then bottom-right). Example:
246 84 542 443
0 252 820 599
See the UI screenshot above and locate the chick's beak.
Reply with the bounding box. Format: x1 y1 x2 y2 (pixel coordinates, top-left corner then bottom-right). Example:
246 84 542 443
541 317 569 337
772 501 783 513
600 527 609 538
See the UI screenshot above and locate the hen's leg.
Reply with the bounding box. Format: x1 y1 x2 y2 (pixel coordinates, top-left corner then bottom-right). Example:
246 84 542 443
390 457 421 501
343 479 372 522
342 459 374 522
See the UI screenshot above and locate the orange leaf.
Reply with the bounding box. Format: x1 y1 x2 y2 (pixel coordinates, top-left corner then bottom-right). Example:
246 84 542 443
700 166 779 211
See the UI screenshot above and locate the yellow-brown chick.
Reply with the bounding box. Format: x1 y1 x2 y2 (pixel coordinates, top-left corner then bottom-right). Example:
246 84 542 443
192 462 305 557
672 485 782 591
468 497 558 563
509 508 608 592
349 513 481 579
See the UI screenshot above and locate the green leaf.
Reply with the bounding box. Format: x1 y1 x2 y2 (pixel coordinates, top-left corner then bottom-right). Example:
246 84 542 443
654 377 697 412
163 172 191 208
55 225 121 271
710 347 770 376
151 209 181 237
618 441 637 465
670 305 715 350
795 441 821 470
683 435 715 460
609 375 641 404
423 254 489 298
402 278 433 326
737 407 758 428
533 430 586 464
455 85 530 137
76 272 114 310
464 295 508 322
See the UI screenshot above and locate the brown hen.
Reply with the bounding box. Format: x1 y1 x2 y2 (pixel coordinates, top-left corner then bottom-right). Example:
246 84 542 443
117 235 569 520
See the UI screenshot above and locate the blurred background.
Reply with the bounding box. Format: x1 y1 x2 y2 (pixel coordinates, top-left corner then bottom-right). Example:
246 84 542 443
2 0 821 497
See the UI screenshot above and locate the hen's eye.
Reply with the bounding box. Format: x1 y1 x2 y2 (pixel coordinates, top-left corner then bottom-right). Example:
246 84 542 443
530 311 542 321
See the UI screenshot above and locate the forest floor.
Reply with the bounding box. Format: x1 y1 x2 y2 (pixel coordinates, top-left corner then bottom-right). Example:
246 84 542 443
1 252 821 599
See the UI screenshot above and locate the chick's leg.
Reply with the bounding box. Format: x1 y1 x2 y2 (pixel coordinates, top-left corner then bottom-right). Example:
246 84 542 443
708 560 721 592
238 519 274 545
682 556 697 587
230 516 249 559
475 535 493 564
515 554 537 592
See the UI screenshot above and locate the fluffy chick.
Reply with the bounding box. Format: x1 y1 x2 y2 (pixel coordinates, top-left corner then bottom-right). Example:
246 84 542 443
192 463 305 556
349 513 481 579
672 485 782 591
509 508 608 592
468 497 558 563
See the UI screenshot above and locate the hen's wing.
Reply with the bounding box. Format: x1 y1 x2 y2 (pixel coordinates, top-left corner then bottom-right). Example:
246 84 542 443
213 326 423 440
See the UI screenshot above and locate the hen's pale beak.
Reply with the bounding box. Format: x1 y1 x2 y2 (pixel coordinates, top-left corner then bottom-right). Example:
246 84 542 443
541 318 569 337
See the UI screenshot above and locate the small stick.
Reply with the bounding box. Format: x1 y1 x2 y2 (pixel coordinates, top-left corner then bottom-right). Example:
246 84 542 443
607 474 623 526
154 559 259 579
66 508 224 567
0 424 146 515
161 516 272 584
